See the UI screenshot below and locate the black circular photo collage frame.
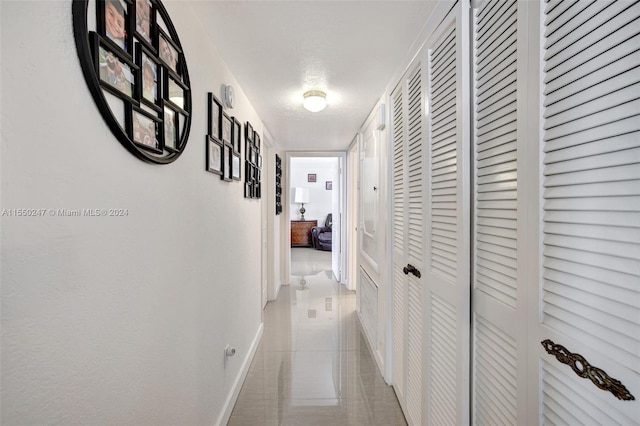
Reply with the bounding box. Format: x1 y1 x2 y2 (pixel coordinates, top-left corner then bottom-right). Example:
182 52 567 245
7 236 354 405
73 0 192 164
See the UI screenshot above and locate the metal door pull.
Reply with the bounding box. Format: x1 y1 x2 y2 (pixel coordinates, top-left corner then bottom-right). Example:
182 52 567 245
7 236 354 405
402 264 421 278
541 339 635 401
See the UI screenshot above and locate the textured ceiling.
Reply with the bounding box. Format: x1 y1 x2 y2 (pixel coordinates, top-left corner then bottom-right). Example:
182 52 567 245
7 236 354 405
191 1 437 151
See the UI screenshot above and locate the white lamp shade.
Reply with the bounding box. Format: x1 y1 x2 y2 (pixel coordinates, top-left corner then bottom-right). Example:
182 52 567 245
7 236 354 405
294 187 310 204
303 90 327 112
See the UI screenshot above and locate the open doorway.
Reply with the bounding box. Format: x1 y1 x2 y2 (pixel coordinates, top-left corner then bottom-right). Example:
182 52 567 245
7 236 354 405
285 152 346 285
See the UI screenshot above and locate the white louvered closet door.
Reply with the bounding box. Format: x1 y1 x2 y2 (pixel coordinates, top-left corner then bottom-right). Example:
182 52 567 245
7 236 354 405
471 0 529 424
423 3 471 425
390 59 426 426
391 82 407 408
537 0 640 424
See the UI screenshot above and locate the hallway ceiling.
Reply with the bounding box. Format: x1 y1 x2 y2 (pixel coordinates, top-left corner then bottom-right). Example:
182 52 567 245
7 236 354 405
190 1 438 152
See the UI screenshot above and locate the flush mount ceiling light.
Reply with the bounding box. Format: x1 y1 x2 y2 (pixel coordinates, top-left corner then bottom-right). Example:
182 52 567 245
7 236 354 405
303 90 327 112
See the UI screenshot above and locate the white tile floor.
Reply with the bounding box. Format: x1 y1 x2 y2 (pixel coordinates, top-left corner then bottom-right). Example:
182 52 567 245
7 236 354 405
228 248 407 425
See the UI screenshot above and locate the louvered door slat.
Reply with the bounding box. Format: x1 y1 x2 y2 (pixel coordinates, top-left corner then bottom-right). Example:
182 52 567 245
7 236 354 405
477 84 517 121
476 0 513 41
545 0 604 44
544 2 640 71
476 39 516 86
430 27 458 284
544 34 640 97
477 4 516 52
540 1 640 422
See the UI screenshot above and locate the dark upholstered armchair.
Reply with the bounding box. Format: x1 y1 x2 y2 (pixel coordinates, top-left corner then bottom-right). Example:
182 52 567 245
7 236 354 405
311 214 332 251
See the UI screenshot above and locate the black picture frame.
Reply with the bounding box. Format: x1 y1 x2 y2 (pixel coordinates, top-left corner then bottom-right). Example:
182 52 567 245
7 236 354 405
206 135 223 175
97 0 134 57
136 43 161 112
74 0 193 164
162 102 179 152
157 27 181 76
232 153 241 181
164 71 189 113
257 154 262 169
222 143 233 182
245 121 254 143
254 132 261 152
326 181 333 190
208 93 223 139
275 153 282 214
127 104 162 153
221 112 232 145
308 173 316 183
232 117 241 154
134 0 155 51
91 32 139 104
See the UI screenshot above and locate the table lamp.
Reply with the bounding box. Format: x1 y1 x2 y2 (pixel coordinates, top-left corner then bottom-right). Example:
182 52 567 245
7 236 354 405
294 187 310 220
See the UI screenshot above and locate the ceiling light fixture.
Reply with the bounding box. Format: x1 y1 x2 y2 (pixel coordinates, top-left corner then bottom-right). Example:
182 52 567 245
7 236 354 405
303 90 327 112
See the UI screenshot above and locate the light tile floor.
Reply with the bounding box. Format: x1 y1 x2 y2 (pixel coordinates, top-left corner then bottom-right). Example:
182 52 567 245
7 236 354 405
228 248 407 425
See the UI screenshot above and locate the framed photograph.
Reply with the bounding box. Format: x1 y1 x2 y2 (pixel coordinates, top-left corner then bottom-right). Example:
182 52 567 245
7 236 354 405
206 135 223 175
254 132 261 152
158 29 180 74
232 154 241 181
97 0 133 55
245 182 252 198
164 73 188 111
128 105 161 153
245 121 254 143
222 144 233 181
93 34 138 103
326 181 333 190
232 117 241 154
250 148 257 165
136 44 160 110
308 173 316 183
222 113 232 145
134 0 154 48
163 104 178 150
208 93 222 139
257 154 262 169
245 161 252 181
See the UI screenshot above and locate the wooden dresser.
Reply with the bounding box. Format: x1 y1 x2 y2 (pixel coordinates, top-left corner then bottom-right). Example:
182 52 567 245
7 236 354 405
291 220 317 247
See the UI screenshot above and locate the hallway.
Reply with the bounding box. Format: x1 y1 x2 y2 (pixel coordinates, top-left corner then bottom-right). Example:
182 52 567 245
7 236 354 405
228 248 407 425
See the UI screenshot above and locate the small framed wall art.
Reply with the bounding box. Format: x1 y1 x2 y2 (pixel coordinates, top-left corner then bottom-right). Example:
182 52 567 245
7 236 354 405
206 136 223 175
208 92 222 139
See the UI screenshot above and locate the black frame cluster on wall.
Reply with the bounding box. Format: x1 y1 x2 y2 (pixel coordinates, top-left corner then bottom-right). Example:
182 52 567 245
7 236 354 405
72 0 192 164
244 122 262 198
206 93 241 182
275 154 282 214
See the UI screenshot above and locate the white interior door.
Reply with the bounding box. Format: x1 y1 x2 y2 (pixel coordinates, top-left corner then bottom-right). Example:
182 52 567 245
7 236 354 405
405 60 426 426
423 4 471 425
534 1 640 423
471 0 529 424
390 56 427 426
391 81 408 410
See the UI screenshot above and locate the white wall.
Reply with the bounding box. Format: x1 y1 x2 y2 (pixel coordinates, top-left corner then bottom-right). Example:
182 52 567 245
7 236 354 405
289 157 338 224
0 1 264 424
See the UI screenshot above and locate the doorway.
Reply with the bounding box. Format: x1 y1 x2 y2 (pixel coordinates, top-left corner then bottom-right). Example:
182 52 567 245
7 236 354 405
284 152 347 286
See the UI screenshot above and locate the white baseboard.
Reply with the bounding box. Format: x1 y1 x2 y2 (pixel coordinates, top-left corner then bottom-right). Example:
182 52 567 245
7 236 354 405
356 310 386 382
215 322 264 426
